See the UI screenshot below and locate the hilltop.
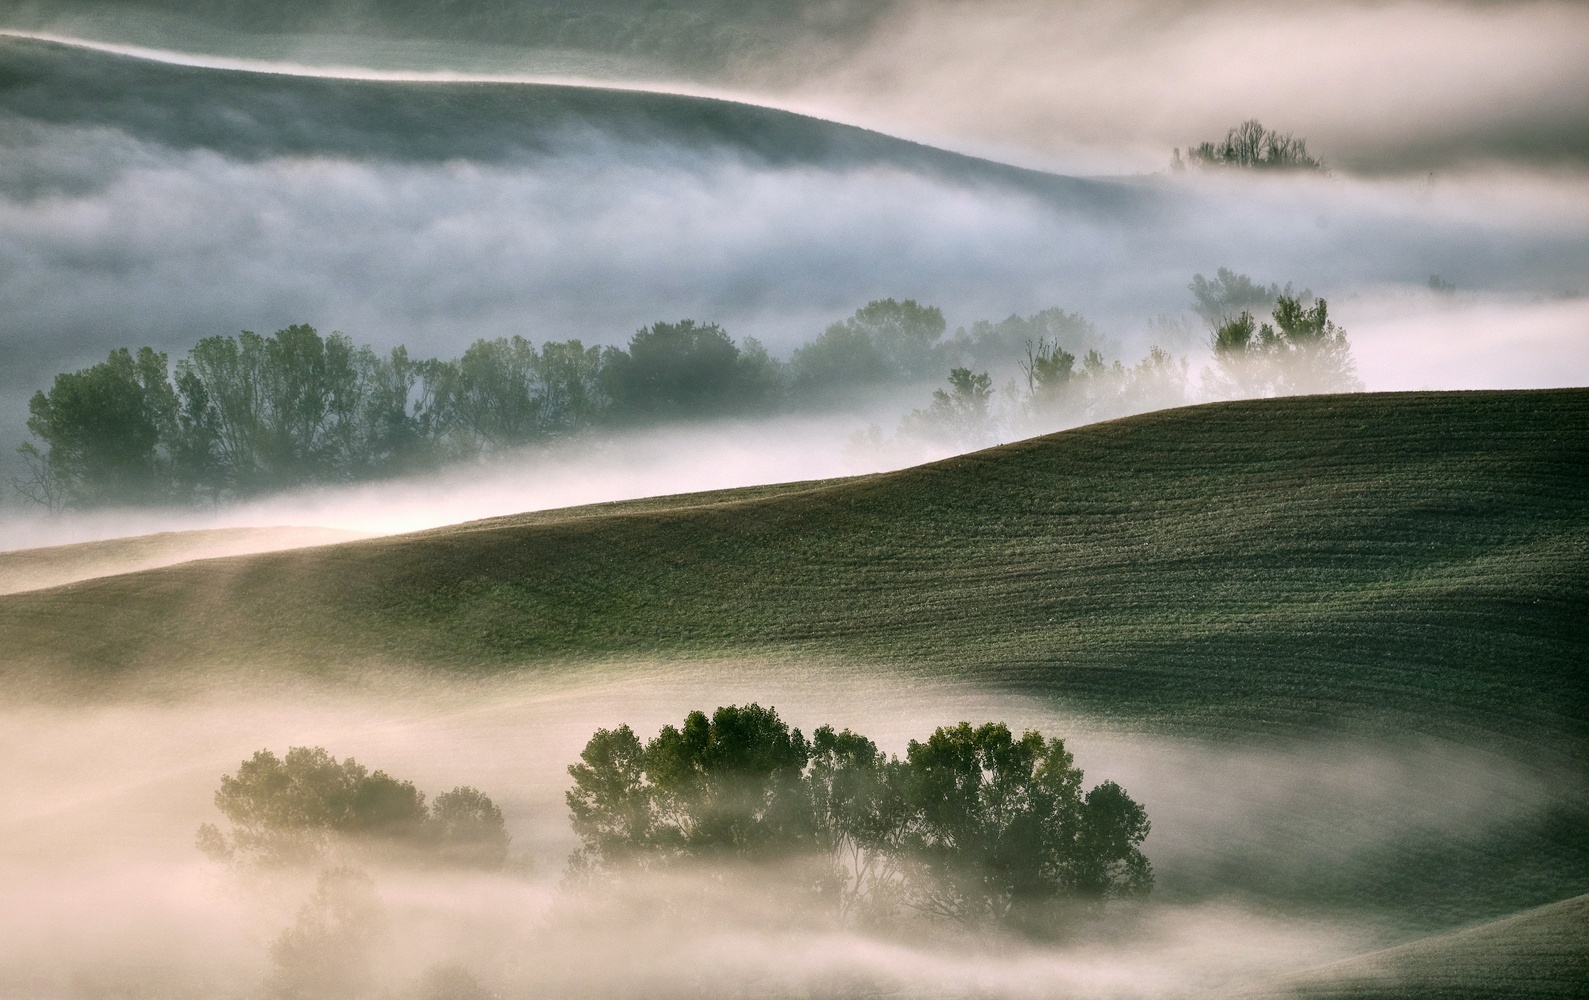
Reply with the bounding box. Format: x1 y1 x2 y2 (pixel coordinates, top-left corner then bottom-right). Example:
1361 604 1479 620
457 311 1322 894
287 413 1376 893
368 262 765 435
0 34 1144 213
3 389 1584 753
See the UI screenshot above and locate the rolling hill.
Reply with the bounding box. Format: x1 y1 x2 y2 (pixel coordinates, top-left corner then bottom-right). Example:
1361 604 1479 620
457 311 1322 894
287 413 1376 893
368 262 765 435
3 389 1584 755
0 33 1147 212
0 525 365 596
1274 892 1589 999
3 387 1586 969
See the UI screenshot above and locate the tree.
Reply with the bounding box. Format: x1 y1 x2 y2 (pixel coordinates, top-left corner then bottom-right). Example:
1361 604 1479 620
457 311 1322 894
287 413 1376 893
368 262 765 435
1189 268 1287 329
200 746 511 868
607 320 762 419
567 704 815 873
807 726 908 920
1206 294 1362 398
268 867 387 1000
899 367 995 448
956 308 1098 370
791 298 947 391
565 709 1152 934
17 347 177 508
897 723 1151 930
1183 120 1323 171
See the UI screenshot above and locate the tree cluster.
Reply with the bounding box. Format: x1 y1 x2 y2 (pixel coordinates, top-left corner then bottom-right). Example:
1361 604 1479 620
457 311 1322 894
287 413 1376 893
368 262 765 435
16 275 1361 508
13 299 1011 509
1174 119 1324 172
566 704 1152 931
197 746 511 869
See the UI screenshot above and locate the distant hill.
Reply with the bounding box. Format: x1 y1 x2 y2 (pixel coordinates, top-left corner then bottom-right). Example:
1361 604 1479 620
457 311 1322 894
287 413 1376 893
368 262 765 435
4 389 1584 755
1 0 893 78
0 34 1147 214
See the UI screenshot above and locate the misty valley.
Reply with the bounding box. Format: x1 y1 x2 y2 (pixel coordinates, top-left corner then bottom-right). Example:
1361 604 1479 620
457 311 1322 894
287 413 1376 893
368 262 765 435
1 2 1586 999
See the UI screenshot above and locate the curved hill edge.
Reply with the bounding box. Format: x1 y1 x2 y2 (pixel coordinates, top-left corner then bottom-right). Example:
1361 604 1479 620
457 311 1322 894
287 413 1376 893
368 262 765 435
1270 892 1589 999
0 389 1584 754
0 33 1155 215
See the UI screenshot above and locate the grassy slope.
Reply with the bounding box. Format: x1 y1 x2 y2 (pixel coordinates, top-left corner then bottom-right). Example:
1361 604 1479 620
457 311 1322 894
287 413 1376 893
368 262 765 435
1274 893 1589 999
3 389 1586 941
0 525 365 596
3 389 1584 750
0 35 1144 214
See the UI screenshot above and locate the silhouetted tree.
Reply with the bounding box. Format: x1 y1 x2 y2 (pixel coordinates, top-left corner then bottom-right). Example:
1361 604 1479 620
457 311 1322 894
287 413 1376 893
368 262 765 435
899 367 995 448
1207 295 1361 398
269 866 387 1000
1183 120 1323 171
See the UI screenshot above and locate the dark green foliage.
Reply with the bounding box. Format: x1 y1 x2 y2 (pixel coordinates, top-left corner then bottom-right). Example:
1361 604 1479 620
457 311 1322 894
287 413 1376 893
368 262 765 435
897 723 1150 929
1209 294 1362 397
607 320 778 418
790 298 948 391
14 294 1122 509
568 705 816 872
1180 120 1324 171
200 746 510 868
17 346 178 508
567 705 1151 930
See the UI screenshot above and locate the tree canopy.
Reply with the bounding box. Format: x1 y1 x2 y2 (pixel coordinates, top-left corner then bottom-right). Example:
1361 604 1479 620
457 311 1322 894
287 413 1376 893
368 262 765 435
199 746 511 869
565 704 1152 931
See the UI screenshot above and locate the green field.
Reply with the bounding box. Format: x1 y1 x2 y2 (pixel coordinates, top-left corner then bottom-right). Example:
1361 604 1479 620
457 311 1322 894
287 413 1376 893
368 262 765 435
5 389 1584 747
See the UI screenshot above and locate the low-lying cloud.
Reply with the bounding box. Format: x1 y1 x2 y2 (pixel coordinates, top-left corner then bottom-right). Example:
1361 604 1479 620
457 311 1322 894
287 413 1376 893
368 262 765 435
0 665 1571 998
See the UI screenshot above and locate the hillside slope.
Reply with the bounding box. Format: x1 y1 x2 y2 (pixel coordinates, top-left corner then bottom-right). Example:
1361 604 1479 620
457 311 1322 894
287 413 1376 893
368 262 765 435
0 35 1144 212
4 389 1585 749
0 526 365 596
1275 892 1589 999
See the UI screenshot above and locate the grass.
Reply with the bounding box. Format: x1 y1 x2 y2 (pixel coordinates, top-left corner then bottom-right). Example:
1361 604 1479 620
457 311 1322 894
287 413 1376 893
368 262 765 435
3 389 1584 754
1276 892 1589 999
0 525 364 596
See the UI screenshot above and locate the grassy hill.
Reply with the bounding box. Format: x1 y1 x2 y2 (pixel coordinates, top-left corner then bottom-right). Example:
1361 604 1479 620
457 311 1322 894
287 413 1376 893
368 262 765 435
1273 892 1589 999
4 389 1584 753
0 525 365 596
0 35 1145 212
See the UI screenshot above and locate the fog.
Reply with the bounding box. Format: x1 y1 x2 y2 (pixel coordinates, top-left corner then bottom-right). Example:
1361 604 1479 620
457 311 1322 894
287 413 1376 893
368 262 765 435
3 96 1587 466
779 0 1589 175
2 660 1567 999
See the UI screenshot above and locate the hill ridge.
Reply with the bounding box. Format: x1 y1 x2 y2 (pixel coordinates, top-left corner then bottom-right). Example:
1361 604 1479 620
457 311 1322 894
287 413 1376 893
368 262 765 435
2 389 1585 753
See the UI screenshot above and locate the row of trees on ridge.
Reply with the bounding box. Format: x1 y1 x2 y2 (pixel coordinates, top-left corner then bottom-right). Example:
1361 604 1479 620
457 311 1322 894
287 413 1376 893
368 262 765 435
16 273 1360 508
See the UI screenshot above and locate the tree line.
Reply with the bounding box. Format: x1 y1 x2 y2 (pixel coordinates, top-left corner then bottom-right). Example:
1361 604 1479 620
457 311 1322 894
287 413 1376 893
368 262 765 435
205 706 1151 941
15 273 1360 509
